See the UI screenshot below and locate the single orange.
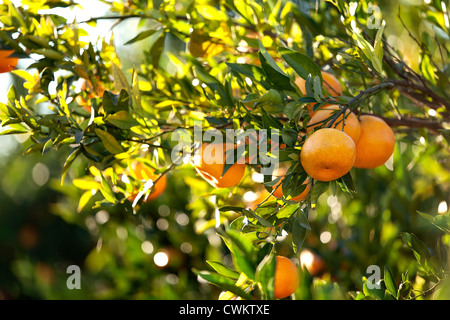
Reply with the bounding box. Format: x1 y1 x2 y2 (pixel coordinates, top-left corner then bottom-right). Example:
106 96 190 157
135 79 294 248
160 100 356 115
322 71 343 96
306 105 361 144
299 249 325 276
246 189 276 210
129 162 167 202
274 255 300 299
353 115 395 169
0 49 19 73
193 143 246 188
272 181 310 202
271 165 311 201
300 128 356 181
295 71 343 97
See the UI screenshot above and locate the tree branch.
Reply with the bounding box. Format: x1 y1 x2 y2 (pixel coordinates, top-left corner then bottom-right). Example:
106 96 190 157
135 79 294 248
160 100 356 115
361 114 444 132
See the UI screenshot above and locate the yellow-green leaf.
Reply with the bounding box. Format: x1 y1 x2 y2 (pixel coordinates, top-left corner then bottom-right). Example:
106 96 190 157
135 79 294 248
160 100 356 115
94 128 124 154
105 110 138 129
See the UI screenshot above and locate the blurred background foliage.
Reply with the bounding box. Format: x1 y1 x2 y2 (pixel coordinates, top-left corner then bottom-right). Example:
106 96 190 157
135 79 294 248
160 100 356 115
0 0 449 300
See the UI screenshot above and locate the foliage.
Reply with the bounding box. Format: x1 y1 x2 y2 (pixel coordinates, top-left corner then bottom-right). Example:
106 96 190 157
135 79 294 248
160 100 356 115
0 0 449 300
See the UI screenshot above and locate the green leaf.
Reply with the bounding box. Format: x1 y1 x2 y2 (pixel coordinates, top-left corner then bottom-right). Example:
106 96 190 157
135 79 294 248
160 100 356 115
193 270 253 300
220 229 257 280
276 203 298 219
72 178 100 190
431 214 450 234
105 110 138 129
98 172 116 204
278 46 322 83
417 211 450 233
219 206 246 213
111 63 131 95
33 48 65 60
124 29 160 45
283 101 303 121
61 147 82 185
309 181 329 206
207 261 240 279
195 65 233 108
291 221 307 253
244 208 274 228
255 252 276 300
295 208 311 230
258 89 283 105
398 232 435 275
304 74 315 97
261 107 283 131
383 266 397 298
352 26 385 75
102 91 117 115
337 172 356 196
102 90 130 115
373 20 386 74
258 39 296 91
288 209 310 253
281 123 298 147
226 229 255 257
300 25 314 58
313 75 325 101
0 123 29 135
81 144 103 162
362 280 385 300
420 54 436 85
94 128 124 154
226 62 269 87
77 190 93 213
230 246 257 280
6 84 18 105
198 5 227 20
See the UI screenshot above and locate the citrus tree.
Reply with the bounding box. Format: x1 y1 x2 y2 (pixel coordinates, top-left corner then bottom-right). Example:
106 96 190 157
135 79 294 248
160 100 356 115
0 0 449 300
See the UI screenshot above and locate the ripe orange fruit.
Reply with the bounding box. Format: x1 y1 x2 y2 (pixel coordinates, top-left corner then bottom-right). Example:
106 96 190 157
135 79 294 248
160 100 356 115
129 162 167 202
299 249 325 276
193 143 246 188
306 105 361 144
321 71 343 96
274 255 300 299
295 71 342 117
272 181 310 201
271 165 311 201
353 115 395 169
0 49 19 73
295 71 343 96
246 189 276 210
243 131 285 165
300 128 356 181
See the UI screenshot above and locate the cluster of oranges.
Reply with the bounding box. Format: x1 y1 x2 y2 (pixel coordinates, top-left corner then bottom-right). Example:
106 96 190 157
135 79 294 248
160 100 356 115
193 71 396 198
298 71 396 183
194 71 395 299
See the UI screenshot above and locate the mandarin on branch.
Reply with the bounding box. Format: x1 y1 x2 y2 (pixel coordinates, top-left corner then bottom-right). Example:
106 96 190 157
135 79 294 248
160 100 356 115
300 128 356 182
193 143 246 188
274 255 300 299
307 105 361 144
353 115 396 169
128 162 167 202
271 165 311 202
